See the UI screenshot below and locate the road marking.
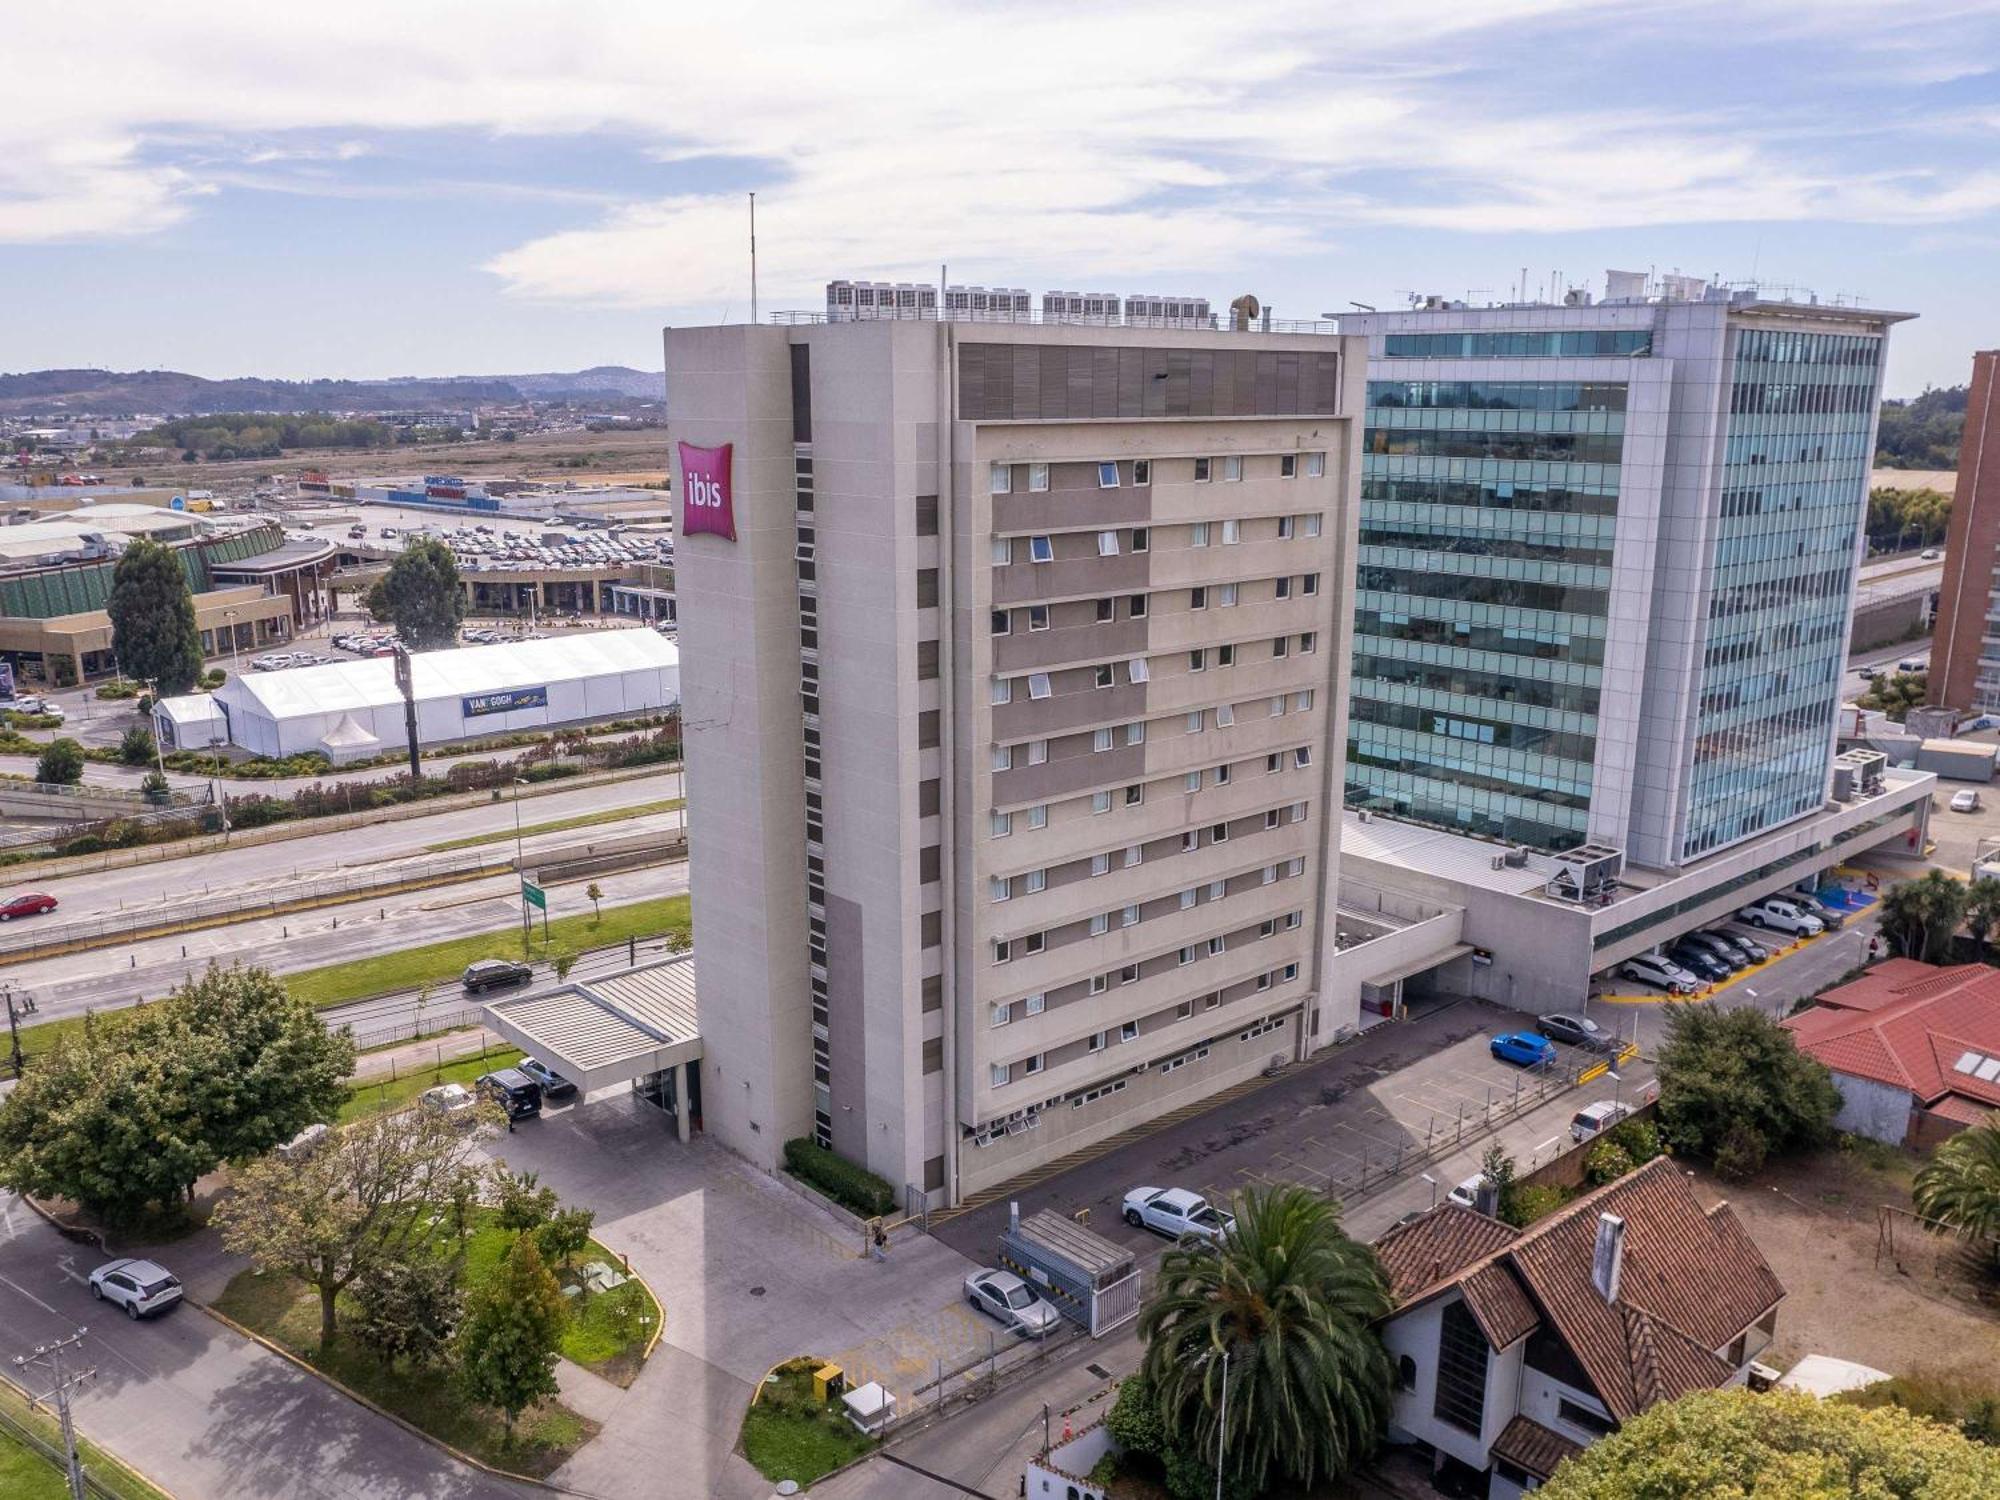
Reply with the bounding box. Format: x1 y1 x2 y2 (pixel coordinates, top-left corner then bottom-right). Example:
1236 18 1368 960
0 1269 68 1317
1535 1136 1562 1154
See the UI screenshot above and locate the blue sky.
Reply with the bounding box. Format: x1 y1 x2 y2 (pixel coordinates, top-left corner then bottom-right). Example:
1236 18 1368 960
6 1 1998 394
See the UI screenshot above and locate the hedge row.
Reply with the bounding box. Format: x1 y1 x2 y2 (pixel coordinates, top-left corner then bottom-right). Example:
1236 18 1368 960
782 1138 896 1218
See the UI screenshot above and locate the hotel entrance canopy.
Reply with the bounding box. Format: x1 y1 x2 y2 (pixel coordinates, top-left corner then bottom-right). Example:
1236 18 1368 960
482 956 703 1095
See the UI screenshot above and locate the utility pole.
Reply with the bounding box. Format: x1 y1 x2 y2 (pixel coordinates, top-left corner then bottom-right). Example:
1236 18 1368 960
15 1328 94 1500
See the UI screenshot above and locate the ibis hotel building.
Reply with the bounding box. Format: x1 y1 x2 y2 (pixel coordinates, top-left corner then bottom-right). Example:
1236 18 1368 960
665 310 1366 1206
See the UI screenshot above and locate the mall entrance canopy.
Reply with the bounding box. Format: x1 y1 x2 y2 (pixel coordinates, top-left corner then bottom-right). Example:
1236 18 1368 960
482 956 703 1140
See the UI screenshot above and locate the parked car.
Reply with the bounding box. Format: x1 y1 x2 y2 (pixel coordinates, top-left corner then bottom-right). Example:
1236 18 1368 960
1666 940 1734 983
1952 788 1984 813
419 1082 477 1119
1736 897 1824 937
476 1068 543 1121
1448 1172 1492 1210
461 958 533 994
516 1056 578 1100
963 1268 1061 1338
1535 1012 1614 1052
1680 929 1753 970
1711 926 1769 963
89 1258 183 1319
0 892 57 921
1570 1101 1634 1144
1857 666 1882 681
1123 1186 1236 1244
1490 1031 1559 1067
1787 890 1847 930
1899 658 1927 674
1922 548 1943 560
1619 953 1700 995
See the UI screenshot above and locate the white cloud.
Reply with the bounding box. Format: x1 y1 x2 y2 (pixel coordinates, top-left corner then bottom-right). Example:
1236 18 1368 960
6 0 2000 307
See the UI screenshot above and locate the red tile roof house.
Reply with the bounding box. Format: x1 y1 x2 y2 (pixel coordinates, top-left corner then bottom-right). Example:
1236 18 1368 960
1372 1157 1785 1497
1783 959 2000 1148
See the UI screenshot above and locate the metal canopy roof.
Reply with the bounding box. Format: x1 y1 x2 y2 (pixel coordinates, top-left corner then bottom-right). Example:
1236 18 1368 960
1364 942 1476 989
482 955 702 1094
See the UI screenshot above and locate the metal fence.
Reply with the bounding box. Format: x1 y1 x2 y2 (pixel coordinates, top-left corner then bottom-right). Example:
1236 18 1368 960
346 1005 485 1052
0 791 214 855
0 846 518 959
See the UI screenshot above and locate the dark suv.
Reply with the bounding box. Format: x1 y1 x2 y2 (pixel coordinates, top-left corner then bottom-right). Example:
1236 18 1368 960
1666 941 1733 984
462 959 533 995
476 1068 543 1121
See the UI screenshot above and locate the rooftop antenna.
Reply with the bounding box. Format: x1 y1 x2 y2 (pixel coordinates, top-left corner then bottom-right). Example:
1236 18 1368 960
748 192 758 325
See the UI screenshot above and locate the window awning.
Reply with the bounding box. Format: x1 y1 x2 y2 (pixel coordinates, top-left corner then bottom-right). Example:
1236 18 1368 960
482 956 702 1094
1363 942 1475 990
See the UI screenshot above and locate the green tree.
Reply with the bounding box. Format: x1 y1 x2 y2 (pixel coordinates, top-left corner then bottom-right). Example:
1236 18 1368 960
535 1205 596 1272
1878 871 1972 964
350 1252 462 1369
1481 1142 1523 1224
1914 1121 2000 1277
214 1103 494 1349
1856 670 1930 724
456 1233 569 1440
1966 879 2000 958
117 725 158 766
1139 1184 1392 1496
1656 1003 1842 1179
366 538 464 649
107 537 204 693
34 737 84 785
585 882 603 920
1538 1387 2000 1498
491 1164 559 1232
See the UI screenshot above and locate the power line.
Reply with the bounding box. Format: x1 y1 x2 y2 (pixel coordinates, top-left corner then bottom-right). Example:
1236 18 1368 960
14 1328 95 1500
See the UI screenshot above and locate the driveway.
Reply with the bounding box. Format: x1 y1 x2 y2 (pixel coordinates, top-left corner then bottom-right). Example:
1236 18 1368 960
483 1094 1011 1500
0 1191 537 1500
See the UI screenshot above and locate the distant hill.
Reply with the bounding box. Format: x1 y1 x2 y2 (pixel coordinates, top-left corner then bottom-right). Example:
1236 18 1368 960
0 365 660 416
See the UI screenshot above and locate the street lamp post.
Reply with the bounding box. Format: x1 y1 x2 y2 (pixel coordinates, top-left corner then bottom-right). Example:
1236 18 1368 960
222 607 240 667
513 777 531 950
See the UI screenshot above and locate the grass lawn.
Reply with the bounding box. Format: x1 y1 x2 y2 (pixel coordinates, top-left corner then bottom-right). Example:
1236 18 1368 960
0 1377 174 1500
739 1359 876 1486
338 1045 526 1125
424 797 684 853
460 1213 661 1387
213 1267 597 1478
284 893 691 1008
3 1005 140 1076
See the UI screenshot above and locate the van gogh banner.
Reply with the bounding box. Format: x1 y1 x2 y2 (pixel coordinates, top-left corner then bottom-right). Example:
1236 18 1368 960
463 686 548 717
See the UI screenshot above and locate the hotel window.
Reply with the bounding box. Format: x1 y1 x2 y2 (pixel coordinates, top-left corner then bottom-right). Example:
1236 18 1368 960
992 609 1010 636
1024 992 1046 1016
1215 704 1235 728
1180 830 1199 853
991 1002 1011 1027
1177 999 1195 1020
1273 637 1289 659
1094 727 1115 753
1133 460 1151 486
1028 803 1048 829
1269 696 1285 718
1098 529 1121 558
1030 534 1054 563
1028 673 1052 700
1092 852 1111 876
991 1061 1011 1086
1219 583 1238 607
1092 790 1114 814
1121 904 1140 928
1179 946 1197 966
1194 457 1212 482
1131 527 1149 553
1288 856 1305 876
1295 748 1313 769
1089 1030 1107 1052
1185 771 1202 793
1090 974 1108 996
1280 454 1297 479
1098 461 1121 489
992 745 1013 772
1210 823 1229 844
1029 462 1050 492
1186 712 1204 735
1207 879 1225 900
1290 802 1307 823
1221 519 1240 545
1262 863 1278 883
1284 911 1302 931
1180 889 1197 910
990 462 1012 494
992 537 1012 566
1205 992 1222 1010
1261 918 1276 938
1128 657 1150 684
1214 763 1231 786
1303 573 1319 596
1190 586 1208 610
1299 632 1316 654
1124 783 1144 807
1283 962 1298 982
1028 738 1048 764
1303 513 1322 537
1024 931 1045 955
1267 753 1281 774
1095 597 1115 623
990 876 1011 903
1191 522 1211 547
1025 868 1047 894
1265 809 1280 829
1294 690 1314 711
1219 643 1235 665
993 939 1011 964
1125 722 1145 746
1189 650 1206 674
1028 604 1050 632
1123 844 1142 868
1120 965 1140 986
1128 594 1148 618
993 809 1012 837
1120 1020 1140 1043
1305 451 1326 478
1222 456 1242 482
1275 576 1291 600
992 678 1014 707
1095 663 1115 689
1256 972 1272 991
1277 514 1295 540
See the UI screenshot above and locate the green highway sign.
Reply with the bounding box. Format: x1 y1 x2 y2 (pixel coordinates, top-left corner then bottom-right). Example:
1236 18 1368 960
521 880 547 911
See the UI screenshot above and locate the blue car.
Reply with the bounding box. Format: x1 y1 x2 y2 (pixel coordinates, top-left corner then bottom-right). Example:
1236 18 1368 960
1490 1031 1558 1068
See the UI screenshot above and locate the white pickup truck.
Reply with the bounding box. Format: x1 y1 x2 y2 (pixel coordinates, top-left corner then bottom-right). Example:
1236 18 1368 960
1122 1186 1236 1245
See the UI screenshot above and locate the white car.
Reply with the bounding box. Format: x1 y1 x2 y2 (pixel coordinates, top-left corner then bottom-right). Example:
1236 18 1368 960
89 1258 183 1319
1123 1186 1236 1244
419 1083 477 1119
1951 789 1982 813
1570 1101 1634 1144
1447 1172 1491 1209
1619 953 1700 995
963 1268 1061 1338
1736 898 1824 937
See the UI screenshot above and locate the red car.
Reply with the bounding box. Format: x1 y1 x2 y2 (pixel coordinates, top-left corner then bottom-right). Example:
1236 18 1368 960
0 893 57 921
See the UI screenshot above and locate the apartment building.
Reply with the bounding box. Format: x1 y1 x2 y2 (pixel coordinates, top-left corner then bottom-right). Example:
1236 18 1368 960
665 313 1365 1206
1927 350 2000 711
1341 275 1911 870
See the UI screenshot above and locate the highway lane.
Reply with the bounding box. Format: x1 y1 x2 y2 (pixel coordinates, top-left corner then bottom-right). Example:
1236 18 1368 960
0 768 683 921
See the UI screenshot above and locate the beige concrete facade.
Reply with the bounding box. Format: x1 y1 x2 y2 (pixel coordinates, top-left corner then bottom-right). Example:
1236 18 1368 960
667 317 1367 1207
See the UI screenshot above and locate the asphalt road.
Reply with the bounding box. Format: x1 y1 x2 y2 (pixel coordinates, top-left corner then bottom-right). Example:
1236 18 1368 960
0 1191 538 1500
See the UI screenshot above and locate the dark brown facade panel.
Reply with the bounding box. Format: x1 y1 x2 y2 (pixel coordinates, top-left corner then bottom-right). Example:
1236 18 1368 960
959 343 1340 421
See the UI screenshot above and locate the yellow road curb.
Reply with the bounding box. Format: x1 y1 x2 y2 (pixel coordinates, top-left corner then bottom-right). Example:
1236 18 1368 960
1597 924 1842 1004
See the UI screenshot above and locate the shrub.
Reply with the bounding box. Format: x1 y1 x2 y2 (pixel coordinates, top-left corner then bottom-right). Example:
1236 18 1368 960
1606 1117 1664 1164
201 668 226 688
118 726 158 766
6 711 65 730
34 738 86 785
1843 1373 2000 1447
1584 1140 1635 1186
225 796 294 829
781 1138 895 1218
95 680 141 701
1509 1183 1574 1224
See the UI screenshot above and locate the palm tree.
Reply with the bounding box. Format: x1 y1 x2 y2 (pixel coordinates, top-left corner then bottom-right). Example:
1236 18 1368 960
1965 878 2000 958
1139 1184 1393 1494
1877 870 1970 964
1915 1122 2000 1276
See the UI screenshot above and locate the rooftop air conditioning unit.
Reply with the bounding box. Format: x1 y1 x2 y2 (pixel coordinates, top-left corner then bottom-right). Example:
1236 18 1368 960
1504 846 1532 867
1491 854 1507 871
